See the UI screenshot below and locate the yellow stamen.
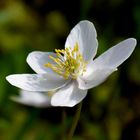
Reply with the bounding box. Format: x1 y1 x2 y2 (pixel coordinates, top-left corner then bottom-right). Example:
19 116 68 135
44 43 87 79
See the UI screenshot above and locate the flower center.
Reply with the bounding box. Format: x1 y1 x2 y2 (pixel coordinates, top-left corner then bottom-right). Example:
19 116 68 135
44 43 87 79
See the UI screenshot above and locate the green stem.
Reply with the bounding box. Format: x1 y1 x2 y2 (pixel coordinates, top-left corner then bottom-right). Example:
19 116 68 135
68 102 83 140
61 108 66 140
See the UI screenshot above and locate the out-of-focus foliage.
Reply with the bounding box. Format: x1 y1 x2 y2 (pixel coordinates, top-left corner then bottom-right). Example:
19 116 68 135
0 0 140 140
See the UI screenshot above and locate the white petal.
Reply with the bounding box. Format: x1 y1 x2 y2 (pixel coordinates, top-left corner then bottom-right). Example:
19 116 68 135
65 20 98 61
80 38 136 82
6 74 69 92
51 81 87 107
92 38 136 69
78 68 117 90
26 51 57 74
11 90 51 107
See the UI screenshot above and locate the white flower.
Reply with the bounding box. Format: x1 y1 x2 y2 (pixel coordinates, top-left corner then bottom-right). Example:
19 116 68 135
6 20 136 107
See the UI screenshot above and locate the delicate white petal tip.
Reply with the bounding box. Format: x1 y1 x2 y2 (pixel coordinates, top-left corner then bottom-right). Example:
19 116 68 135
128 38 137 45
124 38 137 50
65 20 98 61
11 90 51 108
51 82 87 107
6 74 69 92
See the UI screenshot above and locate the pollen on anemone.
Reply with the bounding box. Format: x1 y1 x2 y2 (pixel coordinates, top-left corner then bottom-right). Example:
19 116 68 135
44 43 87 79
6 20 137 107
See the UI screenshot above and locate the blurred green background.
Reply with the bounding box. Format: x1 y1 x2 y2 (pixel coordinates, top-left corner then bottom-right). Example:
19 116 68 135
0 0 140 140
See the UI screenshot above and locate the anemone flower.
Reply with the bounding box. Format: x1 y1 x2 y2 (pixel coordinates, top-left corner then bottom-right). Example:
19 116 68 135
6 20 136 107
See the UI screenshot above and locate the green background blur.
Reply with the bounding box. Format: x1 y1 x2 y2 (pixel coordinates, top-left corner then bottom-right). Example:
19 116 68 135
0 0 140 140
